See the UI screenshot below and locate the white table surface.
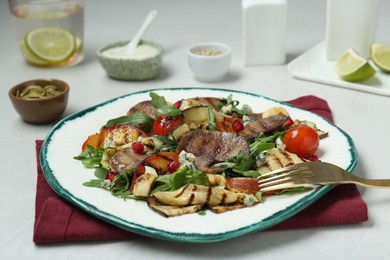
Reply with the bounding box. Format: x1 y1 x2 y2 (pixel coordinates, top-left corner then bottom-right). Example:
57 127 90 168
1 0 390 259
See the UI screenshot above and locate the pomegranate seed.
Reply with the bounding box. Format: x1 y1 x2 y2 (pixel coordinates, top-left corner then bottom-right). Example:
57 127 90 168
232 120 244 133
283 118 294 128
106 172 117 181
132 141 144 154
168 160 180 173
304 154 319 161
173 100 181 108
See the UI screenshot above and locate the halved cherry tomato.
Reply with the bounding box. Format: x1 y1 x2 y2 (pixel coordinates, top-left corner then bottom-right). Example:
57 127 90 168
141 152 179 175
283 125 319 158
152 114 183 136
225 177 260 193
130 152 179 190
82 125 146 150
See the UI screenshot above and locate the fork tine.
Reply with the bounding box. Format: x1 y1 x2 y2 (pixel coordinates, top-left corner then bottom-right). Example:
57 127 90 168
258 162 315 193
258 168 310 185
258 170 312 187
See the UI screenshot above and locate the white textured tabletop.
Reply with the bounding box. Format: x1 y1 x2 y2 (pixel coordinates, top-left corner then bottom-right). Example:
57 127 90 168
1 0 390 259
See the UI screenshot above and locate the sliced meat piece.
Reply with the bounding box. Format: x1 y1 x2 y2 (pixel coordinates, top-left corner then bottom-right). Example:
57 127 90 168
177 130 250 173
109 147 149 173
127 100 157 118
239 114 290 140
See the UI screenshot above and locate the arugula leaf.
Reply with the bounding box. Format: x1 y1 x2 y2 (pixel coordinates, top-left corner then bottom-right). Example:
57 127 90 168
83 170 138 200
103 112 154 132
215 131 284 177
220 94 252 115
73 145 104 168
150 92 182 116
148 135 178 153
152 166 210 193
207 105 217 131
110 172 130 195
94 167 109 179
83 179 107 188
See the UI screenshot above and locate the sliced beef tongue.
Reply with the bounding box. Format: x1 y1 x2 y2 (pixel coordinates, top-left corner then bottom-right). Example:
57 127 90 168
110 147 149 173
239 114 290 140
127 100 157 118
176 130 250 173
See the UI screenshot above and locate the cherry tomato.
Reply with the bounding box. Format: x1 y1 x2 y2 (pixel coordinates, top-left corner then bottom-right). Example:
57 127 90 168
225 178 260 193
152 114 183 136
173 100 182 108
105 172 117 181
283 125 319 158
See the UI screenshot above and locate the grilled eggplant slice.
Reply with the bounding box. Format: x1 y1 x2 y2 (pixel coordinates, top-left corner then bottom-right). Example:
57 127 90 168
256 148 306 175
132 166 158 197
148 196 203 217
152 184 251 207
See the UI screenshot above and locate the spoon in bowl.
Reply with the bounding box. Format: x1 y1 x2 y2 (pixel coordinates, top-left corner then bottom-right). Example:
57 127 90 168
125 10 158 54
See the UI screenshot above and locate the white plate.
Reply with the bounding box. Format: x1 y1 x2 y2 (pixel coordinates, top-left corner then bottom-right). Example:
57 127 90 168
288 42 390 96
40 88 358 243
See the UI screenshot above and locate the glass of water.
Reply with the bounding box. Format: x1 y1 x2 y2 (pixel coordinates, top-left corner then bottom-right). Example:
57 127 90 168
8 0 84 67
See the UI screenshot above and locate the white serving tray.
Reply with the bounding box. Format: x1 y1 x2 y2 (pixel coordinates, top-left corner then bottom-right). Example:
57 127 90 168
288 42 390 96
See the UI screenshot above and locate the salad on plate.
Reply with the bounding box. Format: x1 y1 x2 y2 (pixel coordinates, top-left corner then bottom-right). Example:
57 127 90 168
74 92 327 217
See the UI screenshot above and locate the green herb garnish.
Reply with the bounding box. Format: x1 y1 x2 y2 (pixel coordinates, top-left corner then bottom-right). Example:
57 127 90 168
73 145 104 168
207 105 217 131
150 92 182 116
103 112 154 132
152 166 210 193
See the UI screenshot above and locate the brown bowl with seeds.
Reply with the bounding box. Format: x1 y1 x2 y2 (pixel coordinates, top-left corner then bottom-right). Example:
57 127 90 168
8 79 69 124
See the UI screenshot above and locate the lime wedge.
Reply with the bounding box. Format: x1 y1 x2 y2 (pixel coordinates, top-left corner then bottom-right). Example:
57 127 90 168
25 27 76 63
336 48 376 82
370 43 390 72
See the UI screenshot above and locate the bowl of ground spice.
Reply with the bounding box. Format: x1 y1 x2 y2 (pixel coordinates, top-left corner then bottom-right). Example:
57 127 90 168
187 42 232 82
8 79 69 124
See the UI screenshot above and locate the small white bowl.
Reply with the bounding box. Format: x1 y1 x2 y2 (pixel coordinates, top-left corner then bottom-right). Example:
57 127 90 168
187 42 232 82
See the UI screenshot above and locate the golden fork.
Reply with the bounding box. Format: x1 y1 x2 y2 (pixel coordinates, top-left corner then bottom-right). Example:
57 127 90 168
258 161 390 193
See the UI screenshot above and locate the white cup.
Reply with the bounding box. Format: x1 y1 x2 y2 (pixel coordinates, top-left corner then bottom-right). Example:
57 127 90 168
187 42 232 82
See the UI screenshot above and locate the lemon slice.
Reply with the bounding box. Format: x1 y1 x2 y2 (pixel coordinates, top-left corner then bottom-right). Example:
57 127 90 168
25 27 76 63
336 48 376 82
370 43 390 72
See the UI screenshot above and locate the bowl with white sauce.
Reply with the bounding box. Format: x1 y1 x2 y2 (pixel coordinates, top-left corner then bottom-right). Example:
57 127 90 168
96 39 164 81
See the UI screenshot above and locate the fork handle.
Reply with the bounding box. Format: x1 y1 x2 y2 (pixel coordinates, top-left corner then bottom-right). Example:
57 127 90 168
323 175 390 189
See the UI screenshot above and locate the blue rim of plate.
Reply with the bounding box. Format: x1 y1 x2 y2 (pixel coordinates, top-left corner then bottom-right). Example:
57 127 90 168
40 87 358 243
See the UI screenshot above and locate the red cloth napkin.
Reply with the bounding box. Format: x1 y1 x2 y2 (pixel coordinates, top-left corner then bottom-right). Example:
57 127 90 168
33 95 368 243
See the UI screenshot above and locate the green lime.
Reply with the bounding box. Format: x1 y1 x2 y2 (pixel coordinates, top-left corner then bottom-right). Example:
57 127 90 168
370 43 390 72
25 27 76 63
336 48 376 82
18 40 50 66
